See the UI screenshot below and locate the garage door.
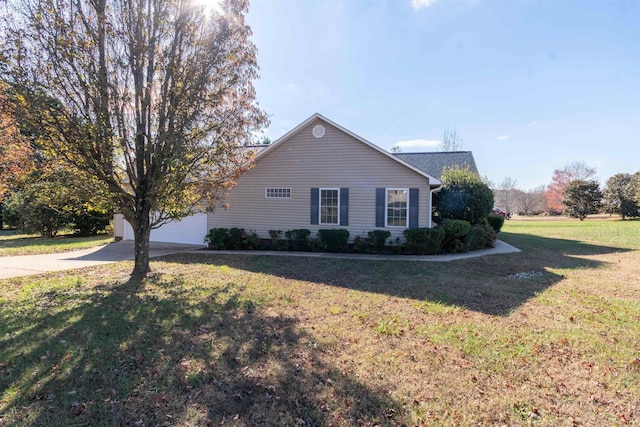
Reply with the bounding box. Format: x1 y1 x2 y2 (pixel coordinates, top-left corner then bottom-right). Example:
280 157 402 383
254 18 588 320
122 213 208 245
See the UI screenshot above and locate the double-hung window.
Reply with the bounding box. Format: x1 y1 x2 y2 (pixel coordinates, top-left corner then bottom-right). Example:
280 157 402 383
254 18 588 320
320 188 340 225
386 189 408 227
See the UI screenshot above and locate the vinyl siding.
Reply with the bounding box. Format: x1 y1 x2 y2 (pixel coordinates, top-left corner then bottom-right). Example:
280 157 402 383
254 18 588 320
208 118 433 241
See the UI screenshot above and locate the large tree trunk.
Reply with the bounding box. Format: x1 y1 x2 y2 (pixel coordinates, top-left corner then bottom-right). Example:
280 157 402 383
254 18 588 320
130 202 152 281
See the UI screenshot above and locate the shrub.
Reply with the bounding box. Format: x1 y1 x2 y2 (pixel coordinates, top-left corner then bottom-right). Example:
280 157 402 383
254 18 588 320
468 224 496 250
205 228 229 249
71 209 111 236
268 229 286 250
435 166 494 224
403 227 445 255
317 229 350 253
352 235 369 253
228 227 248 249
486 214 505 233
367 230 391 253
441 219 471 253
285 229 311 251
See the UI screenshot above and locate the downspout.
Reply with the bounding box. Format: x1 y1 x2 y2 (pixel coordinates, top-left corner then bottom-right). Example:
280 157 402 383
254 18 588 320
428 185 443 228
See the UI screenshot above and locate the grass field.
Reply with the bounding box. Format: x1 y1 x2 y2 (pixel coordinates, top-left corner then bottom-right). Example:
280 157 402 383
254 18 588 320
0 231 112 257
0 217 638 426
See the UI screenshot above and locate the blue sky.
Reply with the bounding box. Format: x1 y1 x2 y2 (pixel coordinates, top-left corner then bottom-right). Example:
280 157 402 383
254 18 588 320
246 0 640 190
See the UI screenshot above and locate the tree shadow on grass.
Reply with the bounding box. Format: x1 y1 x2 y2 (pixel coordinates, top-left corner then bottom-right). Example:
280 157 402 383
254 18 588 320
0 275 401 426
177 233 632 317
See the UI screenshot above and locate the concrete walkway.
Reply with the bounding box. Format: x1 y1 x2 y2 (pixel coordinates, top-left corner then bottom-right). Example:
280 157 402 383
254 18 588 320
189 239 521 261
0 239 520 280
0 241 205 279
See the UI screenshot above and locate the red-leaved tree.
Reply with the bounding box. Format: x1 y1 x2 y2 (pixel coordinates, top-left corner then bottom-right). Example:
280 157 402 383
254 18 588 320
545 162 597 213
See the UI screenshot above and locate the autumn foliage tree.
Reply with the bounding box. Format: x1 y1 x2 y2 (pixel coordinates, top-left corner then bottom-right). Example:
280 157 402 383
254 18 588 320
1 0 267 279
546 162 597 213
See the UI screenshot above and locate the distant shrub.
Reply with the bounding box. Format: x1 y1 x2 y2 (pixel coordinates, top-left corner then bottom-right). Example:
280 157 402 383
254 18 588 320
441 219 471 253
285 229 311 251
317 229 350 253
403 227 445 255
205 228 229 249
367 230 391 253
486 214 505 233
468 224 496 250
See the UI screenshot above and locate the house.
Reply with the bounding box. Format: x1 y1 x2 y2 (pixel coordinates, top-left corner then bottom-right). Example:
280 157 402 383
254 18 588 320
116 113 479 245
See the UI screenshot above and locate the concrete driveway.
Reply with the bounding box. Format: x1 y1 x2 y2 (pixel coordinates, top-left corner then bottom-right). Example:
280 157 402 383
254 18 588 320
0 241 205 279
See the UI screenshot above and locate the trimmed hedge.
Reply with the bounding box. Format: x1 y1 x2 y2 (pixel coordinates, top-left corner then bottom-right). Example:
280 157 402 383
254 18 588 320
367 230 391 253
205 227 261 250
468 224 496 250
403 227 445 255
487 214 505 233
285 229 311 251
441 219 472 253
317 229 350 253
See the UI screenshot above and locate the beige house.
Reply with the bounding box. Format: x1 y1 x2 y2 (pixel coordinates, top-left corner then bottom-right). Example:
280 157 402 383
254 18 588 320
118 114 483 245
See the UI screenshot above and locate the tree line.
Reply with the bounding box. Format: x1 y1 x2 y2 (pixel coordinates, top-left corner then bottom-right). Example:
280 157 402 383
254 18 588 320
491 161 640 221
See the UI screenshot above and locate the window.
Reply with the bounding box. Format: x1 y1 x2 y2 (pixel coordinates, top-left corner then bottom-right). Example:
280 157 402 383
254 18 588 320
320 188 339 225
386 189 408 227
265 188 291 198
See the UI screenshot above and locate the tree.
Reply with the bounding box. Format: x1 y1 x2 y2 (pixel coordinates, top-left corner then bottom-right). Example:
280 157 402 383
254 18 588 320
1 0 267 280
440 128 464 152
494 176 518 215
515 186 547 216
546 162 597 213
562 180 602 221
434 166 494 224
603 173 640 219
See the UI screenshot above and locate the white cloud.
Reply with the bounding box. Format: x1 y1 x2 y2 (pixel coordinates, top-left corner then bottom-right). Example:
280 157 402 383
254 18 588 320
495 135 509 140
394 138 442 149
411 0 437 10
529 120 538 127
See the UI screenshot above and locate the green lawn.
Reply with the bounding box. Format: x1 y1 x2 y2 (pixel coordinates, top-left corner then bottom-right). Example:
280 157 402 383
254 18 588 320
0 231 112 257
0 218 638 426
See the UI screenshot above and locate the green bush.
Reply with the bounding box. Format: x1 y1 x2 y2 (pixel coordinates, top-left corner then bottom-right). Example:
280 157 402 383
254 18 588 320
486 214 505 233
317 229 350 253
72 209 111 236
468 224 496 250
441 219 471 253
403 227 445 255
367 230 391 253
268 229 286 250
352 235 369 253
285 229 311 251
228 227 248 249
435 166 494 224
205 228 229 249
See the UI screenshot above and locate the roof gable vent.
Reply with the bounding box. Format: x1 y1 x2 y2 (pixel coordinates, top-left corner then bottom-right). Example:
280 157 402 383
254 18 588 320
312 124 325 138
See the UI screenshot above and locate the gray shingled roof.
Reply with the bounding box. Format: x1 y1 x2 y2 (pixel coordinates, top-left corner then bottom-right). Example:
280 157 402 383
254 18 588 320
394 151 479 180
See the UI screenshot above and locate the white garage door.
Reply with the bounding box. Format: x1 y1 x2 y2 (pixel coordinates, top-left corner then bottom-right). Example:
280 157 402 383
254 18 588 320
122 213 208 245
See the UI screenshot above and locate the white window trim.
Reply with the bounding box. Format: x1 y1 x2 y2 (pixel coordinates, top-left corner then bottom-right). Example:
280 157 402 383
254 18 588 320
385 188 409 228
319 188 340 225
265 188 291 199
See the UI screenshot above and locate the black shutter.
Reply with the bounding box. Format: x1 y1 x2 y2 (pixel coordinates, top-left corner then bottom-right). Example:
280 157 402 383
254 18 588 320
310 188 319 225
375 188 385 227
409 188 419 229
339 188 349 226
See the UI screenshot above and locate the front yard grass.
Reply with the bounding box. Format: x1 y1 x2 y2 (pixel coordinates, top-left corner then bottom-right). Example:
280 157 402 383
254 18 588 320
0 218 638 426
0 231 112 257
